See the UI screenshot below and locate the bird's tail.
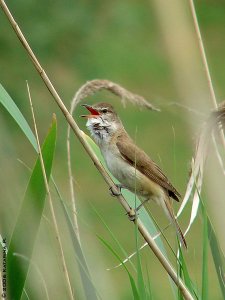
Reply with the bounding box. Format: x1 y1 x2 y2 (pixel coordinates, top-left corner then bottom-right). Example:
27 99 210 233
162 196 187 249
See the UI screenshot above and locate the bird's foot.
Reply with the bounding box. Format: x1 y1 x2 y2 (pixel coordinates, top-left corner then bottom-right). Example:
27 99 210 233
127 208 138 222
109 184 124 197
126 200 150 222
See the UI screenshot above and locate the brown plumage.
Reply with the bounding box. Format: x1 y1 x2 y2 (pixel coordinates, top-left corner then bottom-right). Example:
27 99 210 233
116 133 181 202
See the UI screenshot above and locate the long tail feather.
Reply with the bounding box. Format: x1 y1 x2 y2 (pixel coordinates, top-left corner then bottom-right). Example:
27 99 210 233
163 196 187 249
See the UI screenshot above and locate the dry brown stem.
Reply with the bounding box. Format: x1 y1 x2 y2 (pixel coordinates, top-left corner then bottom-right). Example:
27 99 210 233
189 0 225 153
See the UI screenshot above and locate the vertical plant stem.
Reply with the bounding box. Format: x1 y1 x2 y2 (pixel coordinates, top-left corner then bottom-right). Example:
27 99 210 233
201 204 208 300
67 125 81 243
188 0 217 107
26 83 74 300
189 0 225 149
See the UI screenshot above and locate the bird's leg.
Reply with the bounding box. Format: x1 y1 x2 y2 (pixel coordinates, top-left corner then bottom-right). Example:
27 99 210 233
109 184 126 197
134 198 150 213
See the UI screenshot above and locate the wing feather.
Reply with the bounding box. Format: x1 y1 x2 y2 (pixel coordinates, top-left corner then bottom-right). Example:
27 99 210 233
116 135 181 201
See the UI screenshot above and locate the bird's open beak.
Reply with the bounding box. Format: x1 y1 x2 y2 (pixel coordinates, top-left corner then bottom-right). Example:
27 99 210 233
80 104 100 118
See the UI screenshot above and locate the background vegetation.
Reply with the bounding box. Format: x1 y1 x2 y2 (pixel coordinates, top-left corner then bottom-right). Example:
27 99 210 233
0 0 225 299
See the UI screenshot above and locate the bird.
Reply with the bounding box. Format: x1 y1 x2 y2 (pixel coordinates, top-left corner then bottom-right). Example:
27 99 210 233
81 102 187 248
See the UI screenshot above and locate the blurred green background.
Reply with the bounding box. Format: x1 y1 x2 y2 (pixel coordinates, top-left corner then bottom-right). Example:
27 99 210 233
1 0 225 299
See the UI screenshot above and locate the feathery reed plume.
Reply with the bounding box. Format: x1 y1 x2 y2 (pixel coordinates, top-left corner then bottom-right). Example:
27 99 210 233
70 79 160 111
178 103 225 234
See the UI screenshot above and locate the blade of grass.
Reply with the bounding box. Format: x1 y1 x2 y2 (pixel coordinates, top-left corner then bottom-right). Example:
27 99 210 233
145 264 152 300
201 203 208 300
97 235 140 300
133 129 146 300
52 181 99 300
7 116 56 299
177 255 182 300
177 245 198 299
0 84 37 150
135 224 146 300
207 216 225 298
13 253 50 300
196 188 225 298
89 202 136 272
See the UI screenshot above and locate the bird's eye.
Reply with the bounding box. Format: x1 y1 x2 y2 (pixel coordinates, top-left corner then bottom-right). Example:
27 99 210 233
101 108 108 113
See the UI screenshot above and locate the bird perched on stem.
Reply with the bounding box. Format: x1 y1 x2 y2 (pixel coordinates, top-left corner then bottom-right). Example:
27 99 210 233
81 102 187 248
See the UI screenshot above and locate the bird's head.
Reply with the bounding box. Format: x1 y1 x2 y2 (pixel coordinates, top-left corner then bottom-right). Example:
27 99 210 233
81 102 122 141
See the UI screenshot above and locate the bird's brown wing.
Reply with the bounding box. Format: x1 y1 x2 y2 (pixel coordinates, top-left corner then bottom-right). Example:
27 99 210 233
116 135 181 201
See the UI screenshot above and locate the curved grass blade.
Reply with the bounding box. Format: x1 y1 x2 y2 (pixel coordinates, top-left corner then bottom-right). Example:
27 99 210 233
207 216 225 298
135 225 147 300
197 192 225 298
177 244 198 299
97 235 140 300
201 203 208 300
13 253 50 300
7 117 56 299
89 203 136 272
0 84 37 151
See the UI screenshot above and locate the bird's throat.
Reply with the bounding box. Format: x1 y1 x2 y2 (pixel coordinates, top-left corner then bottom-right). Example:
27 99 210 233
86 117 112 145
